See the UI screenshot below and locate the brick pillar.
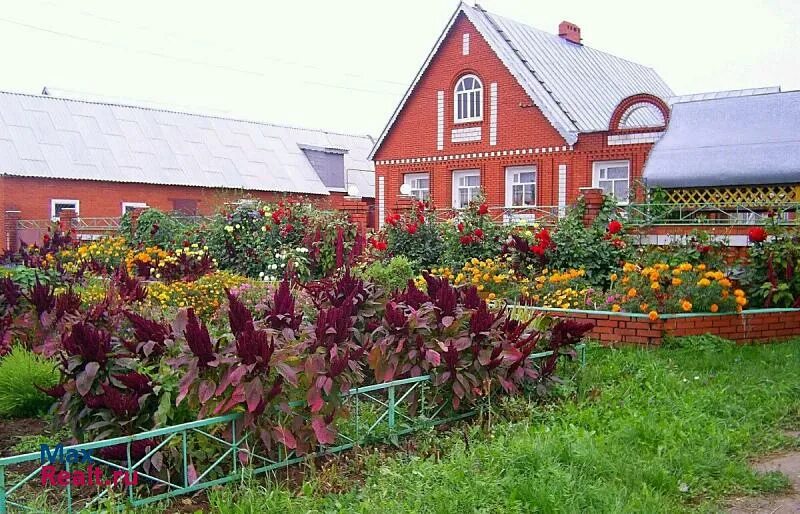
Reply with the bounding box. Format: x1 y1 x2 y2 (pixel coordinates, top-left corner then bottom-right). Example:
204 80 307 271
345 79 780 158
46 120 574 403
129 207 147 235
4 210 20 253
579 187 605 227
340 197 368 234
58 208 77 233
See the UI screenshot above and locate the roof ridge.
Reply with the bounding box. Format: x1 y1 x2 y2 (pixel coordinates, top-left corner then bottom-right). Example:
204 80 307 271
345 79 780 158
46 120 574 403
0 89 373 140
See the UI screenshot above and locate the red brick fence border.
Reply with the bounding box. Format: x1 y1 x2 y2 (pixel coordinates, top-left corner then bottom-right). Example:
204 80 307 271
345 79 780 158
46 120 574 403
507 305 800 346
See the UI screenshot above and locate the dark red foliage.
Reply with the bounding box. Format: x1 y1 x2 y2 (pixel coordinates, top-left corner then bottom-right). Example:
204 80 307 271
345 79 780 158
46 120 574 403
124 311 172 345
0 277 21 309
54 289 82 320
424 273 457 320
235 329 275 370
227 290 255 337
395 281 430 310
335 227 345 268
36 382 66 399
384 301 407 330
114 267 148 303
114 372 154 394
461 286 482 310
26 277 55 317
550 319 594 347
101 383 141 419
313 303 353 349
265 280 303 331
62 322 112 364
469 301 497 339
184 308 215 368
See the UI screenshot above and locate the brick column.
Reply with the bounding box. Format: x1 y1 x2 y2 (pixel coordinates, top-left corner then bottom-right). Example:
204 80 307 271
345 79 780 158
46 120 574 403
579 187 605 227
4 210 20 253
58 208 77 233
129 207 147 235
340 197 369 234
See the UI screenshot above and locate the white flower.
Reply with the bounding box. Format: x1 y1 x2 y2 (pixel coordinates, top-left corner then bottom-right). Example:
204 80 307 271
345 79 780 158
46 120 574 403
259 271 265 278
224 225 234 233
270 263 278 270
261 226 267 232
235 224 241 229
203 246 209 251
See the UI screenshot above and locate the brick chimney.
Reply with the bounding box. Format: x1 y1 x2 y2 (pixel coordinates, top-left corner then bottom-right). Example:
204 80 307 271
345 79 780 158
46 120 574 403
558 21 582 45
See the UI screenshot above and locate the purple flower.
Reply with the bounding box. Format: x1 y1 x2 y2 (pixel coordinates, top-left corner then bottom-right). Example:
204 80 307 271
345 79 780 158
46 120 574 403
185 309 215 368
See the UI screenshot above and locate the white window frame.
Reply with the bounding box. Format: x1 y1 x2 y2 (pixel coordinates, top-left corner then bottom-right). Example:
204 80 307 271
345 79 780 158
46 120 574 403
121 202 149 216
50 199 80 221
403 173 430 202
504 166 537 223
452 169 481 209
592 160 631 205
454 74 483 124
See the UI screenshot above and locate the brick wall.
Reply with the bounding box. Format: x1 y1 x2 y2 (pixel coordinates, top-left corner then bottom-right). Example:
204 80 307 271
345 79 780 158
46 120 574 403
514 307 800 346
373 13 659 217
1 176 374 249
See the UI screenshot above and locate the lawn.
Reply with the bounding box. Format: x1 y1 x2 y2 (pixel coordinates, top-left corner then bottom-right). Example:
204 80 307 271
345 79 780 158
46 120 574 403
201 337 800 513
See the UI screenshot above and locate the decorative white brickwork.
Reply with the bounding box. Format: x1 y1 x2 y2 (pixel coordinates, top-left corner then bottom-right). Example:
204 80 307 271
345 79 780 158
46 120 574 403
489 82 498 146
436 91 444 151
607 132 662 145
451 126 482 143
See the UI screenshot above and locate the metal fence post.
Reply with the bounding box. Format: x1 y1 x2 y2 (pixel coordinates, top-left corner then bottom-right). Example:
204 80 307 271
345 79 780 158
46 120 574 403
182 431 188 488
231 419 238 475
388 385 396 433
1 465 6 514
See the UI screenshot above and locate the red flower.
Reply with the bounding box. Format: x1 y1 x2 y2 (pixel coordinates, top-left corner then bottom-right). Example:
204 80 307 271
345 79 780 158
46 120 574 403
370 238 387 251
416 201 425 211
474 228 484 239
748 226 767 243
385 213 400 226
697 244 711 254
460 235 473 245
406 223 418 235
457 222 465 233
477 203 489 216
607 220 623 234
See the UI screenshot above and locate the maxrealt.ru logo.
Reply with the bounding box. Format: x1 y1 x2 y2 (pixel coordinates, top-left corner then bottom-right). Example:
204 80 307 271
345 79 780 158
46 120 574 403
40 444 138 487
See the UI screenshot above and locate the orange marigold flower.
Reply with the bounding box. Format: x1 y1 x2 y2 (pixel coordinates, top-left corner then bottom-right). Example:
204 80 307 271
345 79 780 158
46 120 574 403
650 282 660 290
672 277 682 286
648 310 659 321
612 304 621 312
681 300 693 312
627 288 637 298
710 304 719 313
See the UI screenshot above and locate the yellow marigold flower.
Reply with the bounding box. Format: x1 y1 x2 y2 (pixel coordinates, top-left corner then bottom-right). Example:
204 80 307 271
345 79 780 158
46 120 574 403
640 303 649 312
650 282 660 290
648 310 659 321
697 278 711 287
622 277 630 284
718 278 732 288
697 264 707 271
681 300 693 312
736 296 747 306
722 290 730 299
672 277 683 286
477 284 485 291
612 304 621 312
627 288 637 298
471 258 479 265
482 273 490 282
610 273 618 282
734 289 745 297
710 304 719 313
488 293 496 300
649 272 660 282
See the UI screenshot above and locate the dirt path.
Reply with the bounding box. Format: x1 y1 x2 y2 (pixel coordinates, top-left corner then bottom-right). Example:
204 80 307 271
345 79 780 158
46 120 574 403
728 432 800 513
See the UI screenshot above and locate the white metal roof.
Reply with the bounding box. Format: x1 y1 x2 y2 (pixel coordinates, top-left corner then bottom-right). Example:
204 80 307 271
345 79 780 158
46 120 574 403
370 2 673 157
667 86 781 105
0 90 374 197
643 90 800 188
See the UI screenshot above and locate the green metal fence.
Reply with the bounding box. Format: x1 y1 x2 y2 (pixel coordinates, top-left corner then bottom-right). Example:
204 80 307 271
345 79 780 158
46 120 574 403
0 345 585 513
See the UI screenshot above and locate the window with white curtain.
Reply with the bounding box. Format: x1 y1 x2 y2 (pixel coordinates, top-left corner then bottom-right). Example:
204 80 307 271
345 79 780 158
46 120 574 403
593 160 630 204
403 173 430 201
452 170 481 208
505 166 536 207
454 75 483 123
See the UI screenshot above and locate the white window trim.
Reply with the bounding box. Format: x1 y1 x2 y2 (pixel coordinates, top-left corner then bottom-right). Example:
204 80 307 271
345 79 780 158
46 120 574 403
453 74 483 124
452 169 481 209
592 160 631 205
504 166 537 223
403 173 430 201
50 199 80 221
121 202 149 215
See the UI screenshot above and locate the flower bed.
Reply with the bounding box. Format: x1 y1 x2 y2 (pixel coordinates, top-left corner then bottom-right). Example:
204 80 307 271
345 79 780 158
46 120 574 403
508 305 800 346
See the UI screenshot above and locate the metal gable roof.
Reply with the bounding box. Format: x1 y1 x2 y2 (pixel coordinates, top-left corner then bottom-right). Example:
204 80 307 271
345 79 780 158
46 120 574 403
643 90 800 188
369 3 673 158
0 90 375 197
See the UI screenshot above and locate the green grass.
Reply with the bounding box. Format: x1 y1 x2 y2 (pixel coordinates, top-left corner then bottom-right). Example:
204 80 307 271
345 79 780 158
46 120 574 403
202 338 800 513
0 346 59 418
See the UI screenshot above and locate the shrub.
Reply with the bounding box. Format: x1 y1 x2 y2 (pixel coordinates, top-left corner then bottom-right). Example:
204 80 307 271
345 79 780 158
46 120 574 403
0 346 59 417
441 198 506 268
547 199 632 287
385 202 446 272
359 256 415 293
121 209 194 250
742 225 800 308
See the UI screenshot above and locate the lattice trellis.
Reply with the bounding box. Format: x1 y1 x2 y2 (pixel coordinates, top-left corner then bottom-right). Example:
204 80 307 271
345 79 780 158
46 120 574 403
662 185 800 206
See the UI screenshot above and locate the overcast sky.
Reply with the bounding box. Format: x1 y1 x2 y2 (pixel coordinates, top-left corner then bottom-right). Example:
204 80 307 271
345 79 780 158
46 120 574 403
1 0 797 136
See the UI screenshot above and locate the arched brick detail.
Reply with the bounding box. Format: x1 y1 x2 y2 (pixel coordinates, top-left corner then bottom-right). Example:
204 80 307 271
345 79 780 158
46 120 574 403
609 94 670 134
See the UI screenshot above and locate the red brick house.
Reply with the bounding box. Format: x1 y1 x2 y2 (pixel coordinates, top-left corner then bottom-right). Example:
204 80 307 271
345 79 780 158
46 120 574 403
1 90 375 250
370 3 674 225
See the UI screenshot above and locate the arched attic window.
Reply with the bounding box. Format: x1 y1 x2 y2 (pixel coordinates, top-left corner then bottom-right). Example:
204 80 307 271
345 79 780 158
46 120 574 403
454 74 483 123
618 102 666 129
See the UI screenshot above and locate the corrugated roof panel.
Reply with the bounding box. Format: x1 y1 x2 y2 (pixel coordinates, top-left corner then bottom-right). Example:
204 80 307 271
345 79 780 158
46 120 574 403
644 91 800 188
0 90 373 195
